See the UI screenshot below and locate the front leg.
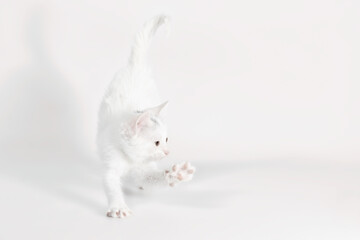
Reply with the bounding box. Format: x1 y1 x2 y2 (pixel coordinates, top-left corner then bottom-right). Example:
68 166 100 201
134 162 196 189
131 164 168 188
103 168 132 218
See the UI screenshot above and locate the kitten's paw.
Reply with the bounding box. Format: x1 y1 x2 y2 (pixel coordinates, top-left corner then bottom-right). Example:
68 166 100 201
106 207 133 219
165 162 196 187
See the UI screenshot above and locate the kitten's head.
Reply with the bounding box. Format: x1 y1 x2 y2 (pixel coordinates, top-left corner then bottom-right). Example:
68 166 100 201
125 102 169 162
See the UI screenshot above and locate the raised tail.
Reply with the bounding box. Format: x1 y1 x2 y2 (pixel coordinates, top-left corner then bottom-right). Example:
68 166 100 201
128 15 169 68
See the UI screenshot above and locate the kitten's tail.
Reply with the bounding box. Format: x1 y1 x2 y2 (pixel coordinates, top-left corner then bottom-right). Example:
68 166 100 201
128 15 170 68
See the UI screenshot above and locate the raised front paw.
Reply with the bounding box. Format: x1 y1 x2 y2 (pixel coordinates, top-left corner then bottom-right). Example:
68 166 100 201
165 162 196 187
106 206 133 218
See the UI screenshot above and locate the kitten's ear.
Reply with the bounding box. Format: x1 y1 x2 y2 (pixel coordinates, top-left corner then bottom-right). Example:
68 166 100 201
132 101 168 134
133 111 151 134
149 101 168 116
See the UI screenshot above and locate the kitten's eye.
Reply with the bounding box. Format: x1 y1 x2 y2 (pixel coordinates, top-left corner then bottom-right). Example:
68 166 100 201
155 141 160 146
166 137 168 142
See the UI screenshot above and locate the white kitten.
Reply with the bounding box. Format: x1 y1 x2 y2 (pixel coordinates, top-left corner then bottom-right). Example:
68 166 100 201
97 15 195 218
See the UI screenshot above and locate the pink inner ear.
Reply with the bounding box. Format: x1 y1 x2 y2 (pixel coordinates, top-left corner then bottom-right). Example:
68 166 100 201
133 112 151 134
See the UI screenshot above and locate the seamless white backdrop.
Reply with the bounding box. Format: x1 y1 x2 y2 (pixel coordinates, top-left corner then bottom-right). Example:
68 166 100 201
0 1 359 239
1 0 359 162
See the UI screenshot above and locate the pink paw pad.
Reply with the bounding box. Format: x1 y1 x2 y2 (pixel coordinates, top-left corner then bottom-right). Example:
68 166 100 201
165 162 196 187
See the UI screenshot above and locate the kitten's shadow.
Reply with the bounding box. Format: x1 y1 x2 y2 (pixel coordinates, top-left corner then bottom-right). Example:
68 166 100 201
0 9 103 215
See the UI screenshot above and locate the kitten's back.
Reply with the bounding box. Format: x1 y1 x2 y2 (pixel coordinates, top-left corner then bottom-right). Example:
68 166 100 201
99 15 169 118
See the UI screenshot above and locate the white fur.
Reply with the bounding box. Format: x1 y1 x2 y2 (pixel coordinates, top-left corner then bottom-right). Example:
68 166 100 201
97 15 195 218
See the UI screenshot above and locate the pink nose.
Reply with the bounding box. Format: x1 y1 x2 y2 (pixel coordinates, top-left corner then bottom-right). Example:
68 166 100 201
164 150 170 155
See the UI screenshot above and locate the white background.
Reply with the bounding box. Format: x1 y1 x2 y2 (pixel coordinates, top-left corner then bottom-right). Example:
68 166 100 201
0 0 359 239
